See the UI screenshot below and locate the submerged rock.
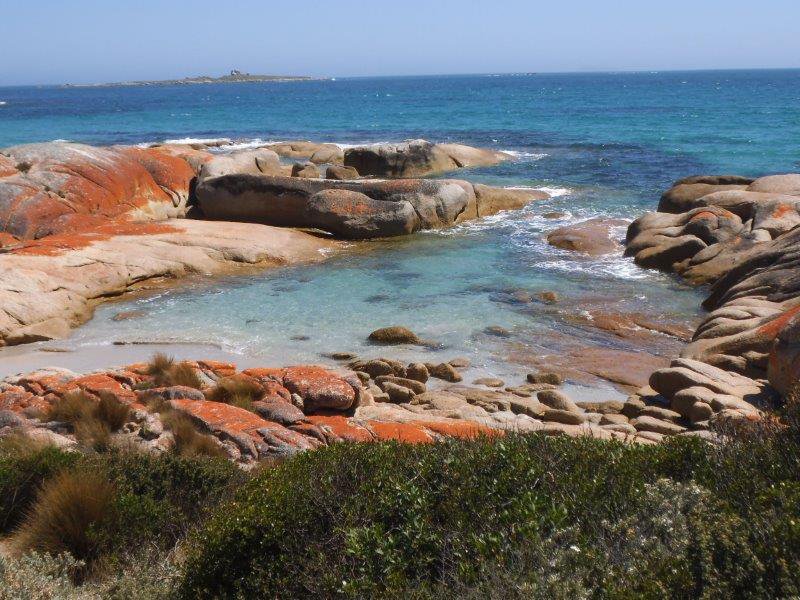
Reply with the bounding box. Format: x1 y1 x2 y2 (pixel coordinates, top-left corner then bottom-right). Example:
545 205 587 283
368 326 421 345
547 218 627 256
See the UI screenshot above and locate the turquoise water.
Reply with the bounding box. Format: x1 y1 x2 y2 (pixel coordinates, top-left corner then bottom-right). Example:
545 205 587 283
2 71 799 392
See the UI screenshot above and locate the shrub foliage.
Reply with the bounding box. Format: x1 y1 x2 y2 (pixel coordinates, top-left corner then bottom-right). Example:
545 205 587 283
180 427 800 599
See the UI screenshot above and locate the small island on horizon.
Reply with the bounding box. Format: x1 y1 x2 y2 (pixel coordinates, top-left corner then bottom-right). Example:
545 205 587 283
61 69 319 88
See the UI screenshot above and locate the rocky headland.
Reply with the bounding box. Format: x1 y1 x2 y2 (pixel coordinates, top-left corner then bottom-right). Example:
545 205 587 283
1 136 799 460
62 69 317 88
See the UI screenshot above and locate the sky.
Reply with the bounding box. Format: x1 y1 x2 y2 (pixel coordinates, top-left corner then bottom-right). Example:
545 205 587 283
1 0 799 85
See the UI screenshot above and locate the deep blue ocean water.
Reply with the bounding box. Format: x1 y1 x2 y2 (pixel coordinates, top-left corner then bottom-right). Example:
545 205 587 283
1 71 799 393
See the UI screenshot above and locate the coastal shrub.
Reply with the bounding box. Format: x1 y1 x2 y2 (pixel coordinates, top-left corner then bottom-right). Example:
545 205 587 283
0 436 77 533
93 449 246 547
74 418 112 452
0 549 179 599
0 552 84 599
179 428 799 598
12 470 116 561
4 444 244 579
146 352 175 385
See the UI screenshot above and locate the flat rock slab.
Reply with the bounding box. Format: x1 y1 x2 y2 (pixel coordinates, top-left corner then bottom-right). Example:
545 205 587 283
0 219 339 346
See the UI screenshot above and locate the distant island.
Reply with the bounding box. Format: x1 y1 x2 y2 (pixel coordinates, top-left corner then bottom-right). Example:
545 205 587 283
62 69 319 88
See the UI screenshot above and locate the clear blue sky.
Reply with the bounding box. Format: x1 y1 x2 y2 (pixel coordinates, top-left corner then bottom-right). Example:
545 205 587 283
1 0 799 85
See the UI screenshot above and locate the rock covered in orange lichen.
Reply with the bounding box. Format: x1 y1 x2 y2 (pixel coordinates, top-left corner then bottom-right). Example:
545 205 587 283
0 142 197 239
170 398 320 457
244 366 359 413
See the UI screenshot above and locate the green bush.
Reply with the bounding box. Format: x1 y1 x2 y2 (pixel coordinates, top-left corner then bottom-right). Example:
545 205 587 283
0 436 77 533
3 443 245 573
179 431 800 599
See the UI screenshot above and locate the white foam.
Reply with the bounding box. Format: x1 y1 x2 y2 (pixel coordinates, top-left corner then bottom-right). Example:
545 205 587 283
0 101 6 106
163 137 232 146
502 150 548 160
506 185 572 198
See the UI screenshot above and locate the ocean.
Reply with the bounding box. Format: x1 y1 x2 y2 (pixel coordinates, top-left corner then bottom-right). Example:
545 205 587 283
2 70 799 394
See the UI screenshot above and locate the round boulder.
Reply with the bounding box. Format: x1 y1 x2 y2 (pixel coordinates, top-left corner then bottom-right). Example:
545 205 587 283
326 165 359 180
368 326 421 345
291 162 320 178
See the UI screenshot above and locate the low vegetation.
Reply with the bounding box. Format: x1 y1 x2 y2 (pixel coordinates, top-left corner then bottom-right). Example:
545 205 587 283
144 353 203 389
46 390 131 451
0 397 797 598
206 375 263 412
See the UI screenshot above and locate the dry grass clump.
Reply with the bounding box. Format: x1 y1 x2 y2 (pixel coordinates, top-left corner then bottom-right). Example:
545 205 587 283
146 353 202 388
143 397 225 459
74 419 111 452
206 376 263 412
170 361 203 388
94 391 131 431
12 470 115 561
47 390 94 424
161 412 226 459
46 390 131 451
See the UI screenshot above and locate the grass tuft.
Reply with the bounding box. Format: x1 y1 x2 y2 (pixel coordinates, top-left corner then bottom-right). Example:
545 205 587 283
206 376 262 412
46 390 93 424
94 391 131 432
12 470 116 561
162 412 226 459
46 389 131 451
146 353 203 388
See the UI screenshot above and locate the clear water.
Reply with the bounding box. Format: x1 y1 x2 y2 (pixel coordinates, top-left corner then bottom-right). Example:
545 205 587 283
2 71 799 392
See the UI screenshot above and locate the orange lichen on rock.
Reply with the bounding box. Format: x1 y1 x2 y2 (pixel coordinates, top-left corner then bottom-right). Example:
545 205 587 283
416 419 498 439
305 415 374 442
689 210 719 221
0 142 197 240
0 387 50 415
367 421 434 443
196 360 238 378
758 304 800 338
0 154 18 177
171 398 272 437
8 220 178 256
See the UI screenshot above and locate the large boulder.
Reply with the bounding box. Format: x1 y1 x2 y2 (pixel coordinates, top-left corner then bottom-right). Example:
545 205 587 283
265 141 342 164
343 139 510 178
304 189 416 238
196 174 476 234
747 174 800 196
472 184 547 216
198 148 281 182
768 310 800 396
658 181 750 213
326 165 359 180
625 206 745 277
291 162 320 178
0 142 197 239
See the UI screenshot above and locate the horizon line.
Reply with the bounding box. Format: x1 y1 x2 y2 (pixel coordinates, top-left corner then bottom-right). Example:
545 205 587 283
1 65 799 89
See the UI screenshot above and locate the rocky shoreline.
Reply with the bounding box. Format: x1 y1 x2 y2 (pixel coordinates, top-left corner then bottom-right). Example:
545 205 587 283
1 135 799 458
0 139 543 345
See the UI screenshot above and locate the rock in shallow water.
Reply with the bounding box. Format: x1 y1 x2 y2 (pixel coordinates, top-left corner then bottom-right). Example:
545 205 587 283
368 326 422 345
343 139 510 178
